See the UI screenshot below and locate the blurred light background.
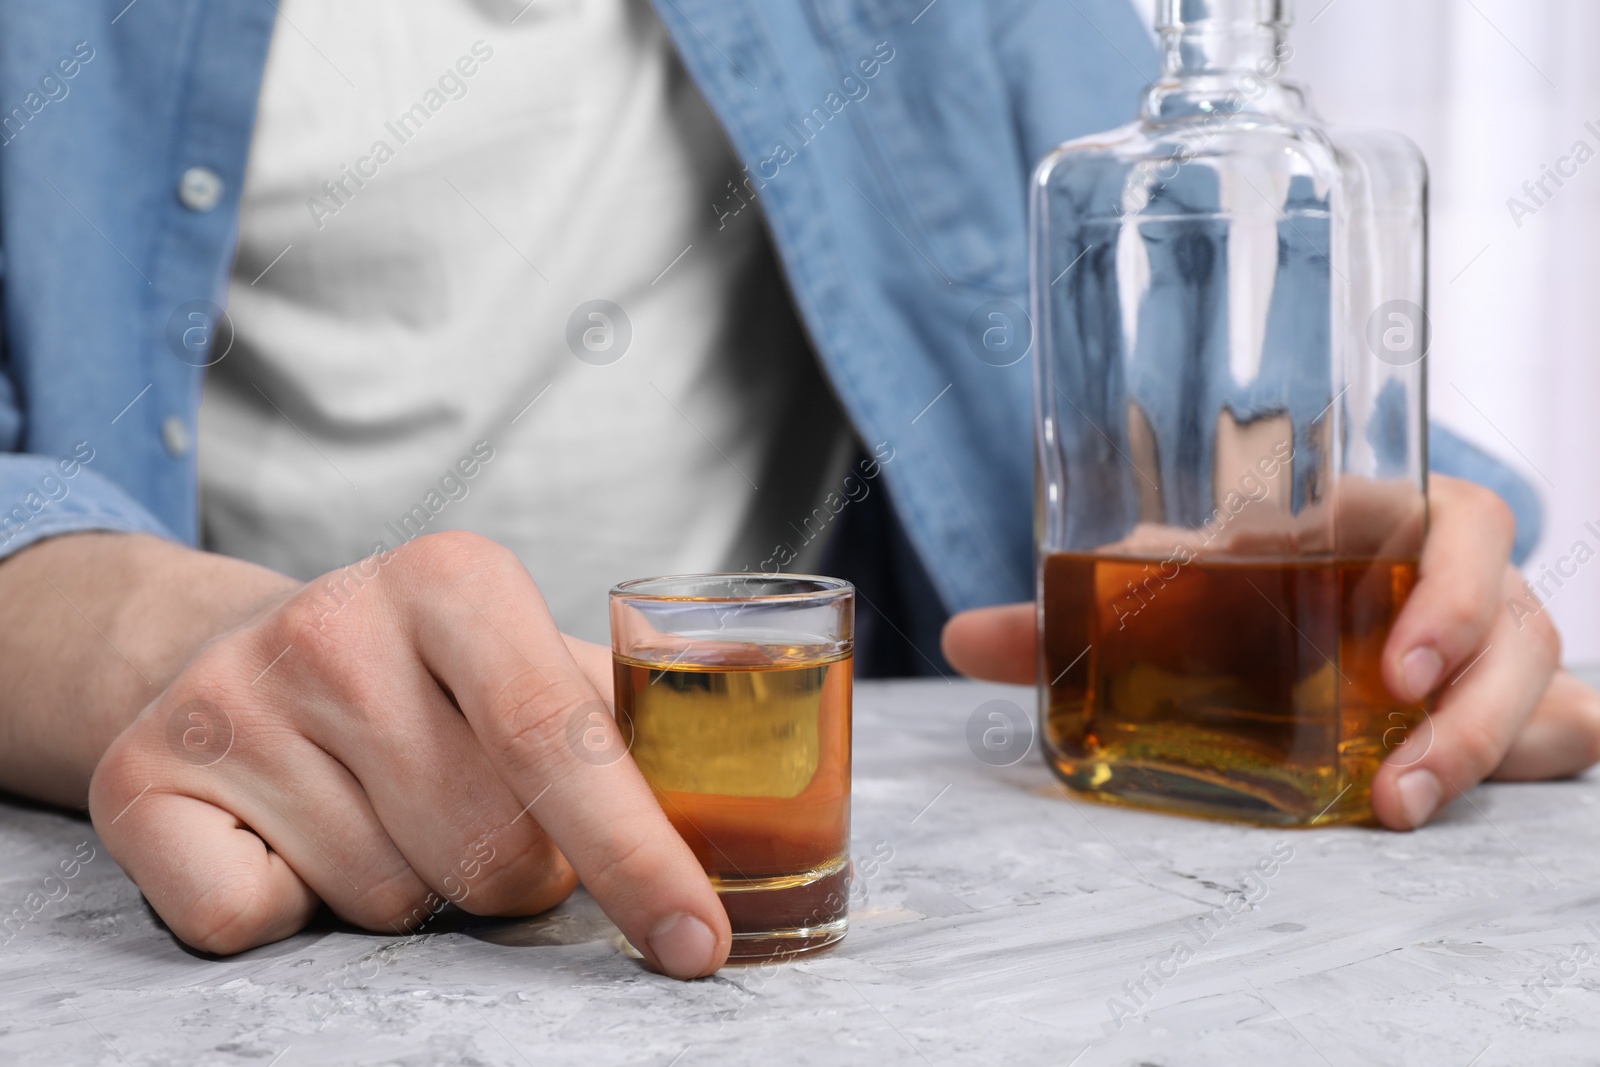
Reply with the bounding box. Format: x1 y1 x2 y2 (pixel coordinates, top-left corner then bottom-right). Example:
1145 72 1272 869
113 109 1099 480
1127 0 1600 662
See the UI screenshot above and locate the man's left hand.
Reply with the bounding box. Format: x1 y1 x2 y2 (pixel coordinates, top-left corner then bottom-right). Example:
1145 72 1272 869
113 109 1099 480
941 475 1600 830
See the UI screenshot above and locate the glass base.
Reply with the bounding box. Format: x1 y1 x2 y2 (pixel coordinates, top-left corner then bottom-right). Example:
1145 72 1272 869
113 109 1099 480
1047 757 1375 827
617 863 857 972
618 858 851 968
715 856 850 963
725 917 848 962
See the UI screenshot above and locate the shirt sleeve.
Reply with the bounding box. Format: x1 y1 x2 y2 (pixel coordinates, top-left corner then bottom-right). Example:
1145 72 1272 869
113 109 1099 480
0 454 177 562
0 219 178 562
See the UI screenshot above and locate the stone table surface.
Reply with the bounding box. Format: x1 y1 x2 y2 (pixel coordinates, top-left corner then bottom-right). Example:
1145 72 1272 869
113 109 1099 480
3 677 1599 1066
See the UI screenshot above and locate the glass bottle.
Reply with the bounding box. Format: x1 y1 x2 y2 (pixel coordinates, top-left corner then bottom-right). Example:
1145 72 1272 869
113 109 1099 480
1032 0 1429 825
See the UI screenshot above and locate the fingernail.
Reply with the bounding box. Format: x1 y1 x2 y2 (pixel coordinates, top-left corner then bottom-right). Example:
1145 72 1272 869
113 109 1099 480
1396 769 1443 829
647 912 717 979
1402 646 1444 698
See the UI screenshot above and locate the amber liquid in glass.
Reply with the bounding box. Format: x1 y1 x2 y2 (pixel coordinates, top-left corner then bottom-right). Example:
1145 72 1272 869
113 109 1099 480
615 641 852 959
1041 552 1426 825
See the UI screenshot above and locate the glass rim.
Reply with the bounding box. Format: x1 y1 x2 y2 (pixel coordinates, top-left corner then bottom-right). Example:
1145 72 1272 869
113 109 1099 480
608 572 855 604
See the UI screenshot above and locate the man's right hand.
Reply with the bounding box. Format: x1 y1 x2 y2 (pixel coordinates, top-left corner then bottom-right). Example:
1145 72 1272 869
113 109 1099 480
12 529 728 976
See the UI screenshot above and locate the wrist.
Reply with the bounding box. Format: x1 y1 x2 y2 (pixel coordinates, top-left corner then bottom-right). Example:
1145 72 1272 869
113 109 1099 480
0 532 299 805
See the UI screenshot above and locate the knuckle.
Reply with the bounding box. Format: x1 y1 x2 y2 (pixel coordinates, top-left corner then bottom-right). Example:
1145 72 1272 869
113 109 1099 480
274 585 358 654
1452 719 1505 779
87 733 158 824
344 870 433 934
1435 585 1497 647
494 678 591 776
526 857 581 913
91 681 244 809
177 877 280 956
1502 582 1563 663
176 646 262 719
156 634 249 706
260 589 390 716
1530 610 1563 665
453 853 518 913
397 530 515 585
461 838 575 916
581 833 656 902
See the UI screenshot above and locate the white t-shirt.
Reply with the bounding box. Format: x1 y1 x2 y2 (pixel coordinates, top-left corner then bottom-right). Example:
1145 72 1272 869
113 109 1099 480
201 0 848 642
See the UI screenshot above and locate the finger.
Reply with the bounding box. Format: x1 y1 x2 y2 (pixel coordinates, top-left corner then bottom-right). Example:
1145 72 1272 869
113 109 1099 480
94 672 435 939
1383 476 1517 702
191 731 437 934
89 785 317 955
1491 671 1600 781
942 603 1035 684
401 533 730 978
563 634 614 700
1372 570 1560 830
300 648 578 919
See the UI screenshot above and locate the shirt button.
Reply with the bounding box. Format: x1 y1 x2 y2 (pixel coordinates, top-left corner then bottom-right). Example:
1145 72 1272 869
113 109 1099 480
161 415 191 457
178 167 224 213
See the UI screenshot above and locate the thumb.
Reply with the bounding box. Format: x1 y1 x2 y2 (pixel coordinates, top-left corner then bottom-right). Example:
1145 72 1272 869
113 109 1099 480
942 603 1036 684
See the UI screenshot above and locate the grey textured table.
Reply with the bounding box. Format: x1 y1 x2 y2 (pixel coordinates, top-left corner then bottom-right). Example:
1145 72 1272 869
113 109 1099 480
3 678 1598 1066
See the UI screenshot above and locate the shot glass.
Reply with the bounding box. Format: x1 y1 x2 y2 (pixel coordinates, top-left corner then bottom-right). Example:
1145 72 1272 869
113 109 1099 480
609 574 854 962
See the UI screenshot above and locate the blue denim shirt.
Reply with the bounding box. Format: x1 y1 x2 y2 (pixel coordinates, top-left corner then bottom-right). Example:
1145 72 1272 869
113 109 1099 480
0 0 1542 613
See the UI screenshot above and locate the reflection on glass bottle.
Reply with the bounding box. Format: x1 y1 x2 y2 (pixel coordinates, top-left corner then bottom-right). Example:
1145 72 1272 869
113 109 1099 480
1033 0 1429 826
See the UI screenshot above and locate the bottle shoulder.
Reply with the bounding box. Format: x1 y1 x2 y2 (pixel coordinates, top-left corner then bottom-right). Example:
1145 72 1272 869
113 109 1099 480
1037 116 1325 170
1035 115 1424 173
1032 118 1425 219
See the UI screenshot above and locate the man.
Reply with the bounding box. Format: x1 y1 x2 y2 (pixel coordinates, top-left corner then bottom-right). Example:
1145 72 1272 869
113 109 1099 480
0 0 1593 981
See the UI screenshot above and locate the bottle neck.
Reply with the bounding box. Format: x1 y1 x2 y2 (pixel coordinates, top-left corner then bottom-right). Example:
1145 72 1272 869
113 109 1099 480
1142 0 1307 122
1163 22 1287 76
